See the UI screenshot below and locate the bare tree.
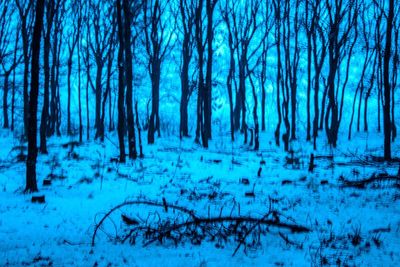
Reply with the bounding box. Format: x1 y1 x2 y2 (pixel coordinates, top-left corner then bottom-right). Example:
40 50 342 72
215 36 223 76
179 0 196 139
348 2 374 140
310 0 328 150
324 0 358 147
280 0 301 151
0 3 21 129
272 0 283 147
26 0 45 193
143 0 175 144
383 0 395 160
221 0 237 141
48 1 65 137
123 0 141 158
223 0 261 146
259 2 274 133
15 0 33 137
76 0 83 142
194 0 207 146
390 6 399 141
116 0 125 163
86 0 114 140
66 0 81 136
203 0 218 140
39 0 59 153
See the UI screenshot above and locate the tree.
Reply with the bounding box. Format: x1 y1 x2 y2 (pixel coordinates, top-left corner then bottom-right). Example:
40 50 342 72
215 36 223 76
204 0 218 140
259 2 274 133
383 0 394 160
224 0 261 146
10 27 21 131
221 0 237 141
280 0 301 151
98 13 116 142
348 2 374 140
194 0 206 146
39 0 59 153
15 0 33 138
389 6 399 142
75 0 83 142
87 0 114 141
309 0 327 150
26 0 45 193
123 0 140 159
116 0 125 163
143 0 174 144
324 0 358 148
0 2 21 129
179 0 196 139
48 0 65 137
304 0 312 141
272 0 283 147
66 0 81 136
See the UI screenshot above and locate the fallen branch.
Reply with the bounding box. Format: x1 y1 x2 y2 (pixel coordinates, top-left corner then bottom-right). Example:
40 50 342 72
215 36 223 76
339 173 400 189
91 200 198 246
91 200 311 256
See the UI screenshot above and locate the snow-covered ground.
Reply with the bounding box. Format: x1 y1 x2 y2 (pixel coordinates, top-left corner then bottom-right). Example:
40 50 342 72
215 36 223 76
0 129 399 266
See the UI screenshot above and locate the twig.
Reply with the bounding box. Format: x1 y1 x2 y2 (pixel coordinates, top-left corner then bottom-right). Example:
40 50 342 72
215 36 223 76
92 200 197 246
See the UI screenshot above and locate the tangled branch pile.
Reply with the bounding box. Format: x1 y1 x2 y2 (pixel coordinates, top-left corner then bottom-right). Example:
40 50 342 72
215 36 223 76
91 199 310 255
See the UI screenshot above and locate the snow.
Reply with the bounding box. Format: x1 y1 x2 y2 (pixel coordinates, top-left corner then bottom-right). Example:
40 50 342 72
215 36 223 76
0 129 399 266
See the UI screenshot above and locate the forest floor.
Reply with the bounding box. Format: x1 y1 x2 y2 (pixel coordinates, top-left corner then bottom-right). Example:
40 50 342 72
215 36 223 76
0 129 399 266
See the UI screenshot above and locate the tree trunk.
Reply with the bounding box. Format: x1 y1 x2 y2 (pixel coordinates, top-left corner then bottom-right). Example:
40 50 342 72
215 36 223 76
383 0 394 160
2 73 9 128
306 1 311 141
148 61 161 144
20 14 30 138
180 34 190 138
85 22 90 140
49 22 59 136
94 62 104 139
40 4 54 152
204 0 214 140
116 0 125 163
135 101 144 158
390 27 398 141
363 57 376 132
123 0 137 159
248 68 259 150
78 15 83 142
227 41 235 141
11 66 16 131
26 0 45 193
10 21 19 131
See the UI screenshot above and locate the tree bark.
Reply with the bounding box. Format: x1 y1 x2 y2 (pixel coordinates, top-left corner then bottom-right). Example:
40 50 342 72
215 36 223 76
383 0 394 160
123 0 137 159
116 0 125 163
2 73 9 128
26 0 45 193
39 0 55 153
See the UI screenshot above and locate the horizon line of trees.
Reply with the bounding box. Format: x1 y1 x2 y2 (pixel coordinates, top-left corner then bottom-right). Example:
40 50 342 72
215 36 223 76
0 0 398 192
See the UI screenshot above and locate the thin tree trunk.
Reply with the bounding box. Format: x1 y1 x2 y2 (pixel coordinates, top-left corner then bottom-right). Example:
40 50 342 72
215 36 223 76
383 0 394 160
248 68 259 150
123 0 137 159
306 1 311 141
116 0 125 163
2 74 9 128
204 0 214 140
40 1 54 153
78 15 82 142
135 101 143 158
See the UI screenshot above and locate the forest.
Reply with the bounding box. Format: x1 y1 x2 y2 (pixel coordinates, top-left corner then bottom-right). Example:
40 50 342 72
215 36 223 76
0 0 399 266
